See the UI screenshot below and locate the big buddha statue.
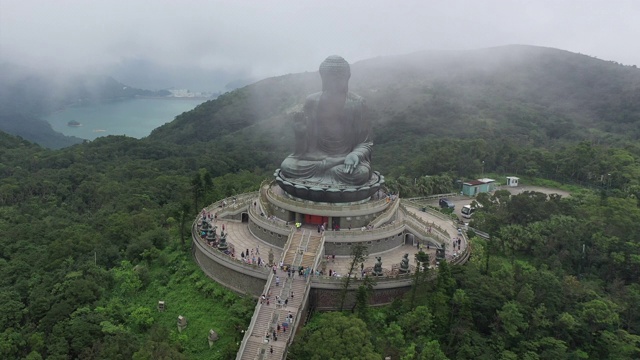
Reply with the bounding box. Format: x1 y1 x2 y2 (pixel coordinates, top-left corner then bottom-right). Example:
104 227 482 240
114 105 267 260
275 55 383 203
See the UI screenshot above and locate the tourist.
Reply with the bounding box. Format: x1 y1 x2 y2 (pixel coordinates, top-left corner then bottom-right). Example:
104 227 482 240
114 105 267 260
284 298 288 307
261 294 266 304
291 291 294 298
270 346 273 354
276 276 280 286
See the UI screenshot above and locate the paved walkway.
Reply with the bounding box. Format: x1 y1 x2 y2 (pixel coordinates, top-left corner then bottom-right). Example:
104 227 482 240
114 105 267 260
203 199 467 281
217 219 284 267
402 205 468 259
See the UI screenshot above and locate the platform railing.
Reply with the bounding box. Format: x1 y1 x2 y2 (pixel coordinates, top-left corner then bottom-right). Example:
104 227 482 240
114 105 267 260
400 202 451 238
192 220 270 275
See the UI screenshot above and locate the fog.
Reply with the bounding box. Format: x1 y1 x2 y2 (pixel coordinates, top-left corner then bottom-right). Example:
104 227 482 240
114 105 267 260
1 0 639 91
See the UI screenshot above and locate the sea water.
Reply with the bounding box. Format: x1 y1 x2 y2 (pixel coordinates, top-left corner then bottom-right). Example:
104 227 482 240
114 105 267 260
45 98 207 140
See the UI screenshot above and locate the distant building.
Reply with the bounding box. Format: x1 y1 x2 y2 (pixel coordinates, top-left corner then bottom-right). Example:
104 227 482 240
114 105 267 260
462 178 496 196
167 89 214 98
506 176 520 187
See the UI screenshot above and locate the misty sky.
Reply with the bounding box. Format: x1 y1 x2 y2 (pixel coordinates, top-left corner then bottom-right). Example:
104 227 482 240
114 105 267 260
1 0 639 91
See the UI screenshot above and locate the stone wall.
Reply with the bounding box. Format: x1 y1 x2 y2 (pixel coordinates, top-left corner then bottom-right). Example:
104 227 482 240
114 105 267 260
193 242 267 297
310 283 412 310
324 231 405 255
248 219 288 249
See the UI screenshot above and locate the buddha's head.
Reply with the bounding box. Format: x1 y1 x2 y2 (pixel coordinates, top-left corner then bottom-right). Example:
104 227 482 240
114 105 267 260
319 55 350 94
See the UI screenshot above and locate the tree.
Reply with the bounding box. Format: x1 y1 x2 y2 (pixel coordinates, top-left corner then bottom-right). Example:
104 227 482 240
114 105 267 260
354 275 376 323
288 312 381 360
190 173 203 214
339 244 368 311
409 251 430 309
177 202 191 246
421 340 450 360
497 301 528 339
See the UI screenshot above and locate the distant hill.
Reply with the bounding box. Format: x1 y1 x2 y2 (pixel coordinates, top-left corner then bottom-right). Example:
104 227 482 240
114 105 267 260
0 113 84 149
0 62 170 148
149 45 640 152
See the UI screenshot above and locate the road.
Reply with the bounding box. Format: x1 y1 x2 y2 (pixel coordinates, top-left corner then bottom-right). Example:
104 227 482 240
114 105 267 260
417 185 571 222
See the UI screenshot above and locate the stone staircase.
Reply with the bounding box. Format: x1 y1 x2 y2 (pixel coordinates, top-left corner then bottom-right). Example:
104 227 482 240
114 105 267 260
237 230 325 360
282 232 303 265
300 234 322 269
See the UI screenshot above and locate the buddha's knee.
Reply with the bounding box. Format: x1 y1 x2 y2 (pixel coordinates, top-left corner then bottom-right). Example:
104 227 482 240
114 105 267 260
333 165 371 185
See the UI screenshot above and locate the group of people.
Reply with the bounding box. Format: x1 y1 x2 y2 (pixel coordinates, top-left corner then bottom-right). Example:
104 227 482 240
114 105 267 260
200 208 218 223
261 289 294 306
240 247 263 265
240 253 264 266
265 310 295 343
451 237 463 258
452 237 462 251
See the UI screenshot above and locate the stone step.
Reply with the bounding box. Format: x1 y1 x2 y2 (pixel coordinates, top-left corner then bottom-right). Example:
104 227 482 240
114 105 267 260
300 254 316 268
283 251 296 264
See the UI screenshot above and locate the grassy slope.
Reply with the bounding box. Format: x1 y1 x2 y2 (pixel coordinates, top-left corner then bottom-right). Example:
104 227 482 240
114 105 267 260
127 240 253 359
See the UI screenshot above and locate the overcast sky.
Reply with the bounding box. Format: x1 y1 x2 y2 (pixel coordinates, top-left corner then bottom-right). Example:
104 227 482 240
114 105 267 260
1 0 639 90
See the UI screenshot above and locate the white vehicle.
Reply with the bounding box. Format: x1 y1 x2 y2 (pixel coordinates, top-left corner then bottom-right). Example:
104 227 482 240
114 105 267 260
461 202 482 219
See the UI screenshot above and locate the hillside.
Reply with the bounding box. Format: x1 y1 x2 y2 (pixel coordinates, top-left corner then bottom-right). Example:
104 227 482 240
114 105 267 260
149 45 640 150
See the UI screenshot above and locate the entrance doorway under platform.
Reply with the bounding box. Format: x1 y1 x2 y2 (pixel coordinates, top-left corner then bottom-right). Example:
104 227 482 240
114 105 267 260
304 214 329 225
405 233 414 245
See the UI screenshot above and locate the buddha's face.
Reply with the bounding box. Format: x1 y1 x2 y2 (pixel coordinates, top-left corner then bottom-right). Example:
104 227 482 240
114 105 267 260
321 72 349 94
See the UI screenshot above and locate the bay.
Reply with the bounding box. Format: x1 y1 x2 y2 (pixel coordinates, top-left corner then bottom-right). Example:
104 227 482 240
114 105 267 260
45 98 207 140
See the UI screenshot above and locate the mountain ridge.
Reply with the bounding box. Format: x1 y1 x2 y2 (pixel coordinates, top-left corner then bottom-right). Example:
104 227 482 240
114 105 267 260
148 44 640 150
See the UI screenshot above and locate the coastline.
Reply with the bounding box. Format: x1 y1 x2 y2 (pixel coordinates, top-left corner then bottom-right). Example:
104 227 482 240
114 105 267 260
45 97 206 141
134 95 213 100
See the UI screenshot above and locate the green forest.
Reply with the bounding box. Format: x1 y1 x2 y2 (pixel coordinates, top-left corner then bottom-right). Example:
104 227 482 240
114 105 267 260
1 45 639 359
